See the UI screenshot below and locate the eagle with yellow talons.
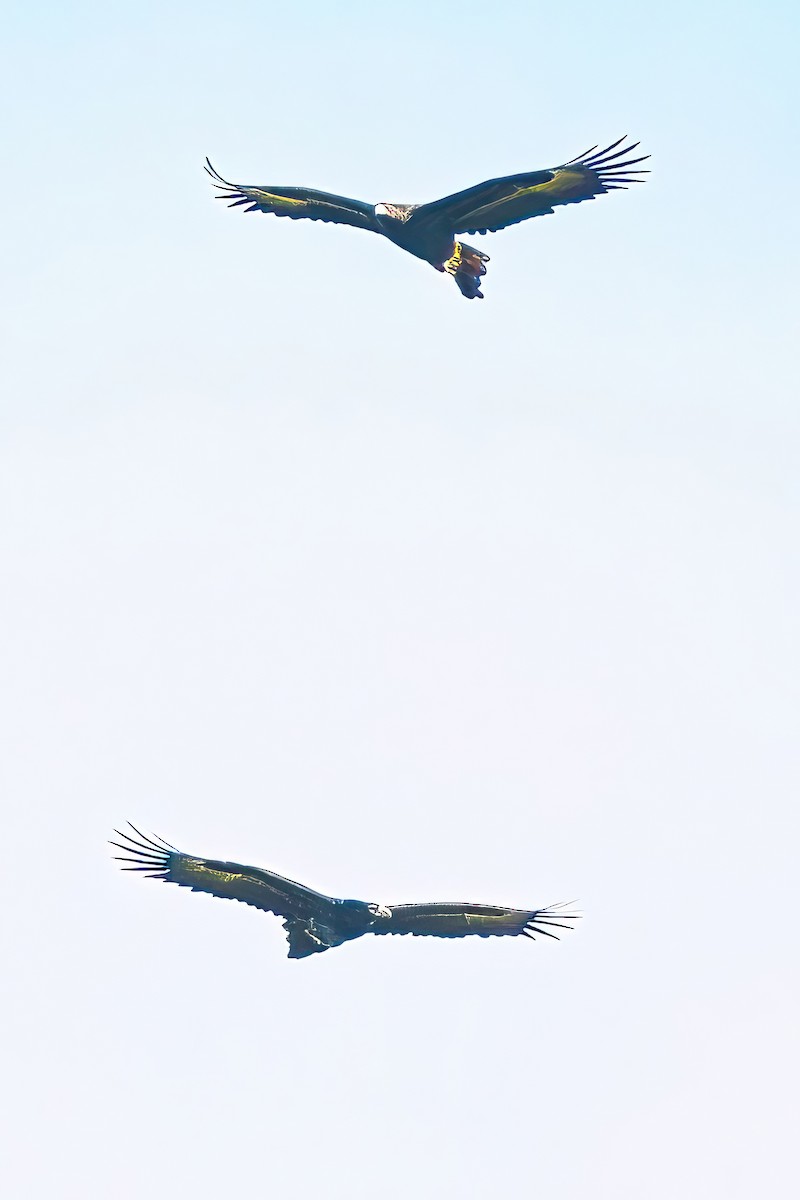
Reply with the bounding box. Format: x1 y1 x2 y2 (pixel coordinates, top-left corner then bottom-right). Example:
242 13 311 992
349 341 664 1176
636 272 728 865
206 136 648 299
112 824 579 960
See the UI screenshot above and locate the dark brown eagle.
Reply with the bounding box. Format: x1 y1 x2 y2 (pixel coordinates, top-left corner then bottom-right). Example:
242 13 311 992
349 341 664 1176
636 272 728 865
206 136 648 299
112 825 578 959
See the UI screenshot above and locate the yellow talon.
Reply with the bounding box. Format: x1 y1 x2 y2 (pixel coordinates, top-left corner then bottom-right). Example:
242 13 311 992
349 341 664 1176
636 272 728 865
443 242 464 276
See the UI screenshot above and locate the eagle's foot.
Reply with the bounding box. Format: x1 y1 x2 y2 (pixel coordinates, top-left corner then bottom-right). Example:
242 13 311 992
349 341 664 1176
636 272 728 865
442 241 490 300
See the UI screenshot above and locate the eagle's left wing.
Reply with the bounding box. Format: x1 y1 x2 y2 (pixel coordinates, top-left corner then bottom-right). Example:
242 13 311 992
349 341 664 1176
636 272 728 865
110 824 338 922
373 902 578 940
205 160 380 233
409 136 648 236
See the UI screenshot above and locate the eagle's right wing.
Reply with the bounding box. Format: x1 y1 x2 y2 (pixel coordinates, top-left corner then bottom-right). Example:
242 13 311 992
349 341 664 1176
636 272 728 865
111 825 336 922
206 160 381 233
410 137 648 236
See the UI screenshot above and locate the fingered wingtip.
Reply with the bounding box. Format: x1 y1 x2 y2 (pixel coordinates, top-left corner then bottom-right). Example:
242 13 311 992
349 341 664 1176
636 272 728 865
204 158 233 188
110 823 177 864
566 136 650 178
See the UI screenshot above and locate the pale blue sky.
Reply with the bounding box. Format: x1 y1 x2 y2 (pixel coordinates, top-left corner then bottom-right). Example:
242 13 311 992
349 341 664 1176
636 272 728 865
2 2 799 1198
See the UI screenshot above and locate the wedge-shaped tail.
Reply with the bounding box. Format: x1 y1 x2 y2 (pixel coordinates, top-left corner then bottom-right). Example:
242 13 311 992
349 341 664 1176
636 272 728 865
439 241 491 299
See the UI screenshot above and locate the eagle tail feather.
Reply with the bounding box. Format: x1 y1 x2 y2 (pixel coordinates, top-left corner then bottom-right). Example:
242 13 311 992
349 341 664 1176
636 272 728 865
283 917 339 959
442 241 490 300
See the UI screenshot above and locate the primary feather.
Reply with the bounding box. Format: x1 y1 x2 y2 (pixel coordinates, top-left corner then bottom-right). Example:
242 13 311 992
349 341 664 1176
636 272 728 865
111 825 579 960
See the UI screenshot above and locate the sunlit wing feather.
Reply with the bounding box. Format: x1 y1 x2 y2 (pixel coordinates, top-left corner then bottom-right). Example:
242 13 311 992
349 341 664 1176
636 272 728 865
205 160 380 232
375 901 579 940
110 824 335 921
410 136 649 235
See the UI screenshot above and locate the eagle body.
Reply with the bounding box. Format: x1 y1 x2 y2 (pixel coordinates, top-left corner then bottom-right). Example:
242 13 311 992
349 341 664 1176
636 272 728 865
282 901 371 958
373 205 450 263
206 136 648 299
112 826 578 960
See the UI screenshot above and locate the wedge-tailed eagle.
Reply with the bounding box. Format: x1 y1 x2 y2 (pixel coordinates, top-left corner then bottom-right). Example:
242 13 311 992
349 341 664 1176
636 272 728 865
206 136 648 299
112 825 578 959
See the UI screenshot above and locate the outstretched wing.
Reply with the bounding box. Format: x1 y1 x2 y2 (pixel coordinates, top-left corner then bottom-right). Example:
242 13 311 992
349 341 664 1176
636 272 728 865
111 824 337 923
410 136 649 236
374 902 578 941
205 160 380 233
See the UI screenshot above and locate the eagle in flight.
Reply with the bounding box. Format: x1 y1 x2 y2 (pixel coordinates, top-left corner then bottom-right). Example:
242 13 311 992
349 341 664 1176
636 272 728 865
206 136 648 299
112 825 578 959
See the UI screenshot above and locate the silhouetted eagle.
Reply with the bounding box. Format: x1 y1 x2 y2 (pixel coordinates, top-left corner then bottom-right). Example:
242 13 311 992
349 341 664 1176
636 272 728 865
112 825 578 959
206 136 647 299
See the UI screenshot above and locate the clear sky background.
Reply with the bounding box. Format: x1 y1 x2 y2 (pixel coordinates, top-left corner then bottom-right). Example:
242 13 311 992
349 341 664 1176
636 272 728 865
2 1 798 1197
